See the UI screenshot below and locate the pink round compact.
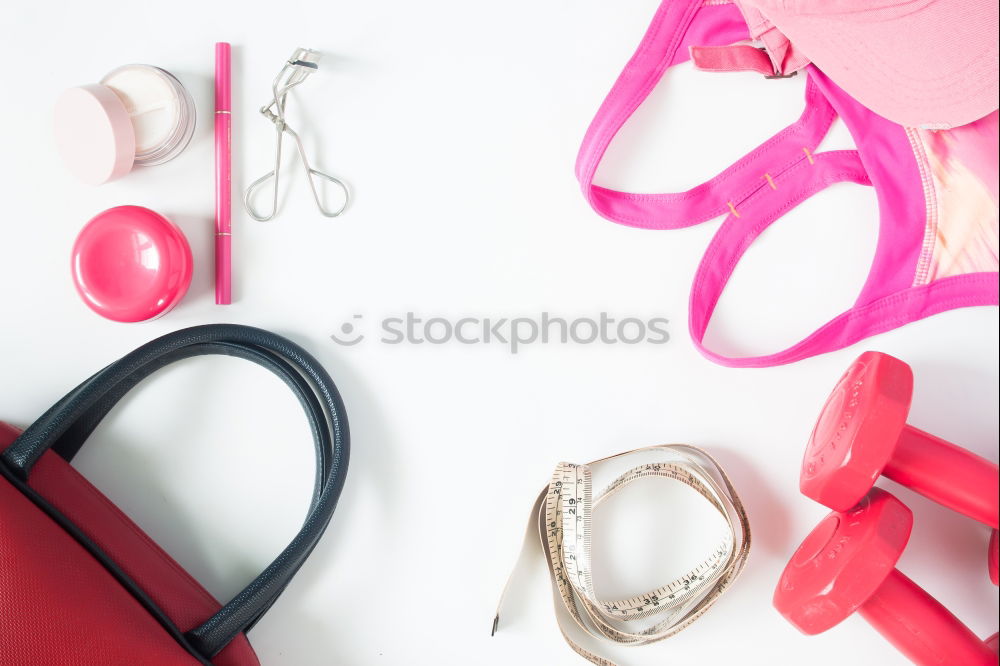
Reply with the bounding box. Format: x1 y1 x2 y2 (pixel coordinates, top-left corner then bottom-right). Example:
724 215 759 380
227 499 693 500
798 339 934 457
72 206 193 323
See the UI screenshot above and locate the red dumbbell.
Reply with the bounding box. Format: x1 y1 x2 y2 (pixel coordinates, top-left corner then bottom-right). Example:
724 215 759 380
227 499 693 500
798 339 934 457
774 488 997 665
801 351 999 528
990 530 998 586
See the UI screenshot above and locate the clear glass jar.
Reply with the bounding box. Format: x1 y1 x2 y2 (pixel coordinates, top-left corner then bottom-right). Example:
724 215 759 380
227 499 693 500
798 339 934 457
100 64 196 167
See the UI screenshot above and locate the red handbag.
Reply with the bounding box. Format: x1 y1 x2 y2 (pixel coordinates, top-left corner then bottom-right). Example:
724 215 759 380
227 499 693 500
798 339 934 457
0 325 350 665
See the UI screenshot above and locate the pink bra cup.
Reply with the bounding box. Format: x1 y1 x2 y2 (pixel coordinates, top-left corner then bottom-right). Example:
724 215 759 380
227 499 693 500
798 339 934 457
576 0 999 368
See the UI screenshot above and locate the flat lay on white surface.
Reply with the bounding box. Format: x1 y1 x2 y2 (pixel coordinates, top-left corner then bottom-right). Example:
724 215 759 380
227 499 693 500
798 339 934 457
1 1 997 664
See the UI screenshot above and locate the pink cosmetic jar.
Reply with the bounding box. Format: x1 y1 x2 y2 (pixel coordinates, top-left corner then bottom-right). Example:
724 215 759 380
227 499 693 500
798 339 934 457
55 65 196 185
71 206 193 323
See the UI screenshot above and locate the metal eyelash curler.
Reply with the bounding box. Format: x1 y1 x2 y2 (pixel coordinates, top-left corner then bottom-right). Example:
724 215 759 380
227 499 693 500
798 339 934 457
244 48 350 222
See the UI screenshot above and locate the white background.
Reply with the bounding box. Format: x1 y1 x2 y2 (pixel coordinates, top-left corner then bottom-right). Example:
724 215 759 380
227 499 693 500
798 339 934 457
1 1 998 665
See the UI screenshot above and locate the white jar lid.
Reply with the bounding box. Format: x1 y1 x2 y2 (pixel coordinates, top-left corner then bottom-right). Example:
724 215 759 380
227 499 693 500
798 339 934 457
54 84 136 185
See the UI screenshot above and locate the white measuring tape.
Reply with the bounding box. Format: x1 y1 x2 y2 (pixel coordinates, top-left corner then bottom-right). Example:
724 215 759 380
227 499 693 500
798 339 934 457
494 444 751 665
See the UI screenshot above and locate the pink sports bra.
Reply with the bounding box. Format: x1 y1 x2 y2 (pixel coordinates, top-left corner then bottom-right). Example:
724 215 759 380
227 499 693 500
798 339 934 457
576 0 999 367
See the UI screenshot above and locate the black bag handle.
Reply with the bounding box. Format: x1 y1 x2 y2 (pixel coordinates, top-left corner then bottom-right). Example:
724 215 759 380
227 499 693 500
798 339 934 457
0 324 350 659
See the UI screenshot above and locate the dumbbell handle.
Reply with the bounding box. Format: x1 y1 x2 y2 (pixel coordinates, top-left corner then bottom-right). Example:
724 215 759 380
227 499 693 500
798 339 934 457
859 569 995 665
883 426 999 529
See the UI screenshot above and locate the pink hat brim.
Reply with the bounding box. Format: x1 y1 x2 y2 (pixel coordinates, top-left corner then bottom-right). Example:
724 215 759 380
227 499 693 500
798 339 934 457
751 0 999 128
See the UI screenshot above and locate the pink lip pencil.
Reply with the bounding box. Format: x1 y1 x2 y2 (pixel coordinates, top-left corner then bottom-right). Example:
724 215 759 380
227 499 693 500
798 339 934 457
215 42 232 305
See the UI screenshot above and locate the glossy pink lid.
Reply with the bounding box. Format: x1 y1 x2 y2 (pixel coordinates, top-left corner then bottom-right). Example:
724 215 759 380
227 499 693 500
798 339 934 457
71 206 193 323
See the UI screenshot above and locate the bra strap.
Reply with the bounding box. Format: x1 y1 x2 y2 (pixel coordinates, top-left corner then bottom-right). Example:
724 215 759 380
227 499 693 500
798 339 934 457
687 149 999 367
575 0 836 229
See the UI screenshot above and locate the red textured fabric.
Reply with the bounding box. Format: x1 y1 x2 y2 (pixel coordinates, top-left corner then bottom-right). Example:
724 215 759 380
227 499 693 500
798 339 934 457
0 422 259 665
